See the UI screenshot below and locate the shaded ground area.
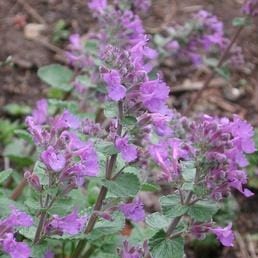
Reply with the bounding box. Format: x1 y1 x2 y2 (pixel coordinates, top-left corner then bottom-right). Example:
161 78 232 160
0 0 258 257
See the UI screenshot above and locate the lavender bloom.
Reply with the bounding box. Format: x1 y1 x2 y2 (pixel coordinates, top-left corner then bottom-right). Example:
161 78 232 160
103 70 126 101
119 198 145 222
2 233 31 258
41 146 66 172
88 0 107 14
242 0 258 16
209 223 234 247
132 0 151 13
54 110 81 130
24 170 41 191
118 240 148 258
1 207 33 228
44 250 54 258
140 78 169 113
48 210 87 235
115 137 138 162
32 99 48 125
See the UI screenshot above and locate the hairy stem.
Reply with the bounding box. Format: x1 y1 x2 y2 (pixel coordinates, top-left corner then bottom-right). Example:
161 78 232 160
166 192 193 237
71 101 124 258
184 26 244 116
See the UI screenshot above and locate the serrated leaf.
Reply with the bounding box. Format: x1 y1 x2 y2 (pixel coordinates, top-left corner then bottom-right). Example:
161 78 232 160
95 140 117 155
14 129 33 144
31 242 49 258
188 201 218 222
141 182 160 192
4 103 31 116
104 102 117 118
232 17 250 27
181 161 196 182
0 169 13 184
121 116 137 126
19 226 37 240
149 230 184 258
89 212 125 241
215 67 230 80
34 161 48 185
160 195 188 218
104 173 140 198
37 64 73 91
146 213 170 229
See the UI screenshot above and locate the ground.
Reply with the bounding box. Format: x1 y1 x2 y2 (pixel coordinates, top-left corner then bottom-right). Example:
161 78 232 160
0 0 258 257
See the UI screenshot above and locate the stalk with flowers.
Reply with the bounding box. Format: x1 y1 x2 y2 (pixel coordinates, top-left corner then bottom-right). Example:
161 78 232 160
0 0 257 258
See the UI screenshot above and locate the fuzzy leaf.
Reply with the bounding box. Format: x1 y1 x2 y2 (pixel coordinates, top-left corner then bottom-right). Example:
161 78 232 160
160 195 188 218
104 173 140 198
38 64 73 91
188 201 218 222
88 212 125 241
149 230 184 258
141 182 160 192
146 213 170 230
0 169 13 184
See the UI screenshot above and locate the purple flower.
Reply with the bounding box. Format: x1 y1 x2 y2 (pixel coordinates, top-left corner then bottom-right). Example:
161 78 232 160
230 115 256 154
2 207 33 228
118 240 148 258
88 0 107 14
44 250 54 258
115 137 138 162
2 233 31 258
74 142 100 176
119 198 145 222
242 0 258 16
140 78 169 113
32 99 48 125
24 170 41 191
103 70 126 101
41 146 66 172
209 223 234 247
49 210 87 235
54 110 80 130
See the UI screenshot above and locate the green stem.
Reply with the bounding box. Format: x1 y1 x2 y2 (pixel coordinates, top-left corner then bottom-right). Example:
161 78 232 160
71 101 124 258
166 191 193 237
184 26 244 115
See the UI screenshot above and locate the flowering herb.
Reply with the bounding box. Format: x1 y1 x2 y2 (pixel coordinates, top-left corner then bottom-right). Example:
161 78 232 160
2 1 256 258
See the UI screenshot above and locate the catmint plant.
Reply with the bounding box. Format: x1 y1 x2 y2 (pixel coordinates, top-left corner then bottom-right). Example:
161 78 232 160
2 0 256 258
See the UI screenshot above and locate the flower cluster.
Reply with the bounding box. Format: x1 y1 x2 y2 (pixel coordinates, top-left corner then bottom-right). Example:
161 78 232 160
147 113 256 200
160 10 244 68
242 0 258 16
26 99 99 189
0 207 33 258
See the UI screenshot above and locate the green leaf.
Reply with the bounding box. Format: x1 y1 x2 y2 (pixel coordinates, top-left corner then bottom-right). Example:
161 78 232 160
232 17 250 27
37 64 73 91
141 182 160 192
95 140 117 156
104 173 140 198
121 116 137 126
104 102 117 118
146 212 170 230
14 129 33 144
89 212 125 241
4 103 31 116
160 195 188 218
0 169 13 184
34 161 48 185
31 242 49 258
215 67 230 80
19 226 37 240
188 201 218 222
3 139 34 168
149 230 184 258
181 161 196 182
